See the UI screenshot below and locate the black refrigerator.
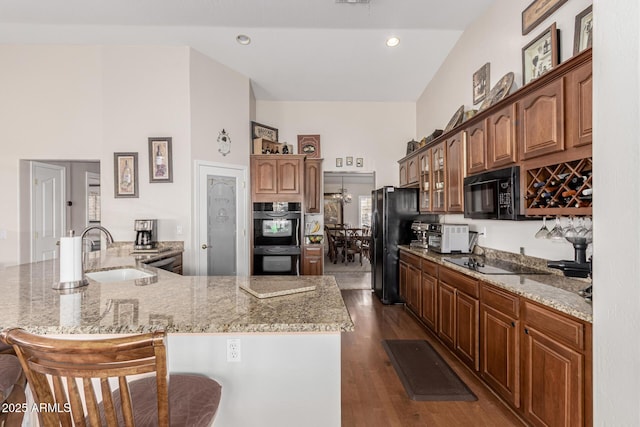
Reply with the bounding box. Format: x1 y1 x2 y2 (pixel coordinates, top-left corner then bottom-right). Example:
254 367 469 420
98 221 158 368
370 187 437 304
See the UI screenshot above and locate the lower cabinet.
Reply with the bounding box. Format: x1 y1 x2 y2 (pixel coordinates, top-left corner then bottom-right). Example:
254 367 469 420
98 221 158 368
398 249 591 426
438 267 480 372
480 283 520 408
522 301 588 427
302 245 324 275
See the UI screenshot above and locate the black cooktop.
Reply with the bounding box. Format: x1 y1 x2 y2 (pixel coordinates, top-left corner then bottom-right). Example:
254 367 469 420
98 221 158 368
443 256 551 275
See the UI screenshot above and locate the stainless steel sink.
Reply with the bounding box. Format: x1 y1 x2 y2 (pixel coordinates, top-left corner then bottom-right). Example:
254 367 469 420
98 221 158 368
85 268 154 283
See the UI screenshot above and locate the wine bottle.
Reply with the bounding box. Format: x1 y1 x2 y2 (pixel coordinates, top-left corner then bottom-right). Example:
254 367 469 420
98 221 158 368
533 181 547 189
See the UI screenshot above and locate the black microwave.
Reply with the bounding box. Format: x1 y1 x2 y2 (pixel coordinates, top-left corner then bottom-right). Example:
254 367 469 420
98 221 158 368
463 166 526 220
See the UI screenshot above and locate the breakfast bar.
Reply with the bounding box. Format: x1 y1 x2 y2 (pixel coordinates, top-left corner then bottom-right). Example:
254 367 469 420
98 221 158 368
0 247 354 427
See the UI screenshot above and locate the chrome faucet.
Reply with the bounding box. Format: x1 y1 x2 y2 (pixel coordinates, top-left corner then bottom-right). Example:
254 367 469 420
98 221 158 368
80 225 114 245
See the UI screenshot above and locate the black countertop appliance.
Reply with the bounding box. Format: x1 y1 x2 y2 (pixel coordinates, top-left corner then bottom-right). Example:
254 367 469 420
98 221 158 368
370 187 437 304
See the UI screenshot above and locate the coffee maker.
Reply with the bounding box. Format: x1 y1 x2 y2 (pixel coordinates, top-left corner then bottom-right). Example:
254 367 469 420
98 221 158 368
134 219 158 250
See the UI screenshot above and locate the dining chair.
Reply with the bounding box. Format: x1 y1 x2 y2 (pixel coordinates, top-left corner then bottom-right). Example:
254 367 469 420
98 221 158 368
0 328 222 427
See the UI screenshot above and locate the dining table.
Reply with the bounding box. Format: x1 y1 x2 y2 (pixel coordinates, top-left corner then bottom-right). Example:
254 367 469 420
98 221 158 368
326 226 369 265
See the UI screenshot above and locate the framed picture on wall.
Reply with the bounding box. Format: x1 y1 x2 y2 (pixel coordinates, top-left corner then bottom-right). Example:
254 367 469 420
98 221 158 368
522 0 567 35
251 121 278 142
573 5 593 55
522 23 560 85
114 152 138 198
323 194 343 225
148 137 173 183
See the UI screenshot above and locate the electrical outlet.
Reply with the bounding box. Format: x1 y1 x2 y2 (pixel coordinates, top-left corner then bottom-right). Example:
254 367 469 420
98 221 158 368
227 338 241 362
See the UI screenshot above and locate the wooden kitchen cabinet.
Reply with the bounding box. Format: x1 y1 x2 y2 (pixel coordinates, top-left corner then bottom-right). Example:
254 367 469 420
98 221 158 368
399 251 421 313
566 57 593 149
251 155 305 202
480 283 520 408
431 143 446 212
418 150 431 212
487 103 518 169
304 158 323 213
522 301 589 427
445 132 464 213
302 244 324 275
518 78 565 161
420 259 438 332
399 152 420 187
438 266 480 371
466 119 487 175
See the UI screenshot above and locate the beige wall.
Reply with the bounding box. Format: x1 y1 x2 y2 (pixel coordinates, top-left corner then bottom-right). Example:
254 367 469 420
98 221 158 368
255 101 416 188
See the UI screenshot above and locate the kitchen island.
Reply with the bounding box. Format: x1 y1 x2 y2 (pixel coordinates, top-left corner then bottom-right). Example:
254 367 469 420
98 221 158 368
0 246 354 427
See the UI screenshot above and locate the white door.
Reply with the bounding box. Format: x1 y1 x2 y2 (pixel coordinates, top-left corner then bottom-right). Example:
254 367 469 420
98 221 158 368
195 161 248 276
31 161 65 262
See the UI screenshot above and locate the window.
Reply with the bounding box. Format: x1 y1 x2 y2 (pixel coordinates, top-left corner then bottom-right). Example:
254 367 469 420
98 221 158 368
359 195 372 228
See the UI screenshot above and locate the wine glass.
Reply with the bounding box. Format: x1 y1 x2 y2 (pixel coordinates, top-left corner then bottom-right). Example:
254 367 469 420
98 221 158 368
534 217 550 239
548 217 565 241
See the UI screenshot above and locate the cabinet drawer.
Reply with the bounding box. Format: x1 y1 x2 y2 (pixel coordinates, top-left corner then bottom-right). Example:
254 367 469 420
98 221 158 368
440 267 479 298
421 259 438 277
523 301 585 351
400 251 421 267
304 245 323 256
481 283 519 318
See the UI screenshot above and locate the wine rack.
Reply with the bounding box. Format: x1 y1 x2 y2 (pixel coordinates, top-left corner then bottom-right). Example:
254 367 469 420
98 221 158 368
524 157 592 216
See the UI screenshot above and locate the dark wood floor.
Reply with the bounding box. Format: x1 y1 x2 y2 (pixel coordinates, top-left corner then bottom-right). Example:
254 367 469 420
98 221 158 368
340 289 525 427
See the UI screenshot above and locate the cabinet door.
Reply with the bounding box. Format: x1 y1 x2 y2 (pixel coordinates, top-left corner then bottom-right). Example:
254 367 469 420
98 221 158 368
304 159 323 213
487 104 518 169
438 281 456 350
455 291 479 371
277 158 302 194
522 326 584 427
418 150 431 212
445 133 464 213
518 78 565 160
252 158 278 195
302 245 324 275
466 120 487 175
431 144 446 212
407 155 420 185
399 260 408 302
566 59 592 149
407 263 422 314
481 304 520 407
399 161 408 187
420 272 437 332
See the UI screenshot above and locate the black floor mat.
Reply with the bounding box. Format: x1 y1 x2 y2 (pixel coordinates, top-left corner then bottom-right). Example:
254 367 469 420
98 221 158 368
382 339 477 401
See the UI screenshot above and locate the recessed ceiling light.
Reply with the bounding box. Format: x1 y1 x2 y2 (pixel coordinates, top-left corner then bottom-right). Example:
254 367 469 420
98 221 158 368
236 34 251 45
386 37 400 47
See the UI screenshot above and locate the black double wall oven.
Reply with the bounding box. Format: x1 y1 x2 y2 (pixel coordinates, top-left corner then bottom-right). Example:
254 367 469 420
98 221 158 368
252 202 301 275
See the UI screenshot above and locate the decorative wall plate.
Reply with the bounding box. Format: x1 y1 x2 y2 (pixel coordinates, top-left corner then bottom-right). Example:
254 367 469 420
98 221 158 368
479 72 515 111
444 105 465 133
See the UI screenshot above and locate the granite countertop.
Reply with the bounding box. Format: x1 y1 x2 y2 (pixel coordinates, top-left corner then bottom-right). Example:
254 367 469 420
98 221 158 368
0 245 354 335
399 245 593 323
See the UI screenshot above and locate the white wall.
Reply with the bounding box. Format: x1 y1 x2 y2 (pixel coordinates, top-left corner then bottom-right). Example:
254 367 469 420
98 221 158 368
592 0 640 425
0 45 252 270
417 0 592 261
255 101 416 188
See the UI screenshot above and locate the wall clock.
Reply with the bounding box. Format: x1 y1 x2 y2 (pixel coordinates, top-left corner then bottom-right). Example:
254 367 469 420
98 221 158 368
297 134 321 158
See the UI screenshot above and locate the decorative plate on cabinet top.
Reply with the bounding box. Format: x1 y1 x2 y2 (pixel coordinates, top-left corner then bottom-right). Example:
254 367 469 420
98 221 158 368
444 105 464 133
479 72 515 111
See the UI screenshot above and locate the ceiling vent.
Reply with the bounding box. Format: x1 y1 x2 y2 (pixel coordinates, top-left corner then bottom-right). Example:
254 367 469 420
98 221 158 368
336 0 370 3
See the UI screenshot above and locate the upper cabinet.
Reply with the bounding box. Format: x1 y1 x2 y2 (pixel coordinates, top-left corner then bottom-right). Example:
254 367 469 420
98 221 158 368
304 158 323 213
251 155 305 202
487 104 518 169
401 48 592 217
445 132 464 213
518 78 565 161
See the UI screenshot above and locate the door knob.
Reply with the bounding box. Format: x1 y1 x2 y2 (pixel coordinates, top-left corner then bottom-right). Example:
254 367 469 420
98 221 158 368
202 244 209 250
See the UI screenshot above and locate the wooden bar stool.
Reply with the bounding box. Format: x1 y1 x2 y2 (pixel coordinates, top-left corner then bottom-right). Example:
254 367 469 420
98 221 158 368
1 328 222 427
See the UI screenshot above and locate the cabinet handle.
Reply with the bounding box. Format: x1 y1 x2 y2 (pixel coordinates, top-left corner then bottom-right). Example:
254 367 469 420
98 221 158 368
524 328 529 334
511 322 516 328
201 244 209 250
